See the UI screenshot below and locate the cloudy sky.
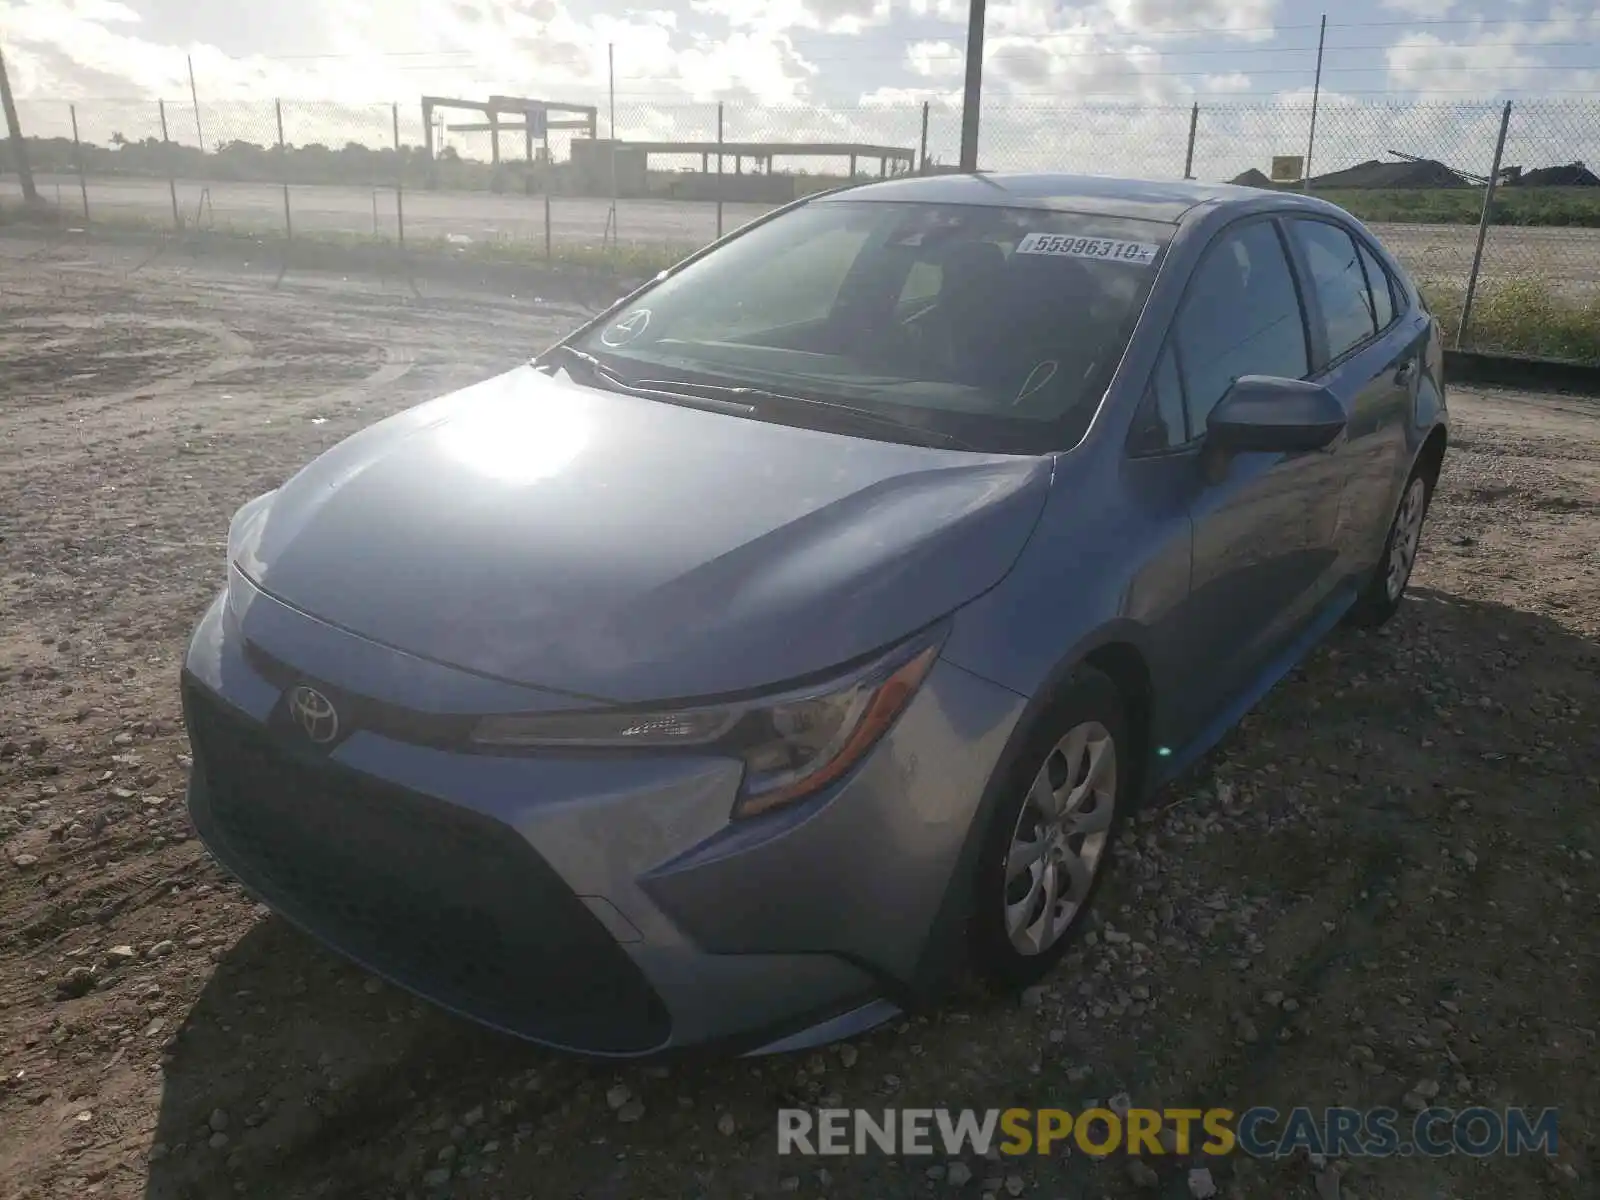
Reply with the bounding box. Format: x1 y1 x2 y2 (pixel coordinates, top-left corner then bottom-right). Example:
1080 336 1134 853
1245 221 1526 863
3 0 1599 174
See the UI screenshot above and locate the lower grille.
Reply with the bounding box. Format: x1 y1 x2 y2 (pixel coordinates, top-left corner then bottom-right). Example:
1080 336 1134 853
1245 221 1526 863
182 682 670 1054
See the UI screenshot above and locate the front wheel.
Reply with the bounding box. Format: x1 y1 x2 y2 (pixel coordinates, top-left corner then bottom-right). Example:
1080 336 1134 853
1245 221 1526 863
969 668 1129 992
1347 468 1432 629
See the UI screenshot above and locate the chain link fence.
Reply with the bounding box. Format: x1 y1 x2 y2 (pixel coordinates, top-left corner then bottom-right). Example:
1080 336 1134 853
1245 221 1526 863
4 96 1597 361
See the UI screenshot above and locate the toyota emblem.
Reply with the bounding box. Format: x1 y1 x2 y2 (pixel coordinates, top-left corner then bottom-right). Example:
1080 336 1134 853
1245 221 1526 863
286 685 340 745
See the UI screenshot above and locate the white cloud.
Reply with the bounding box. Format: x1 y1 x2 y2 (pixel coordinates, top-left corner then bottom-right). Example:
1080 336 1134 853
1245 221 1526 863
1096 0 1276 41
65 0 140 21
905 0 965 21
983 29 1180 102
1385 32 1542 95
1379 0 1452 18
1384 15 1600 96
0 0 824 107
7 0 1599 186
906 39 962 78
1201 71 1252 93
690 0 891 36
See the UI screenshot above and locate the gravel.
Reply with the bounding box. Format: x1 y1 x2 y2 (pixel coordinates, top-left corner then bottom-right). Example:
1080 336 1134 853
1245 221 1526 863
0 234 1595 1200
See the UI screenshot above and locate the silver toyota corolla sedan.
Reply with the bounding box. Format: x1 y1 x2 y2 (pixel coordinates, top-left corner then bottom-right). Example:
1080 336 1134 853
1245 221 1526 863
182 172 1447 1056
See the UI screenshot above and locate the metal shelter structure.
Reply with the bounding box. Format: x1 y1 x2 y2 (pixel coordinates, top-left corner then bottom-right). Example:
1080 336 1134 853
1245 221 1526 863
420 94 598 164
612 139 917 179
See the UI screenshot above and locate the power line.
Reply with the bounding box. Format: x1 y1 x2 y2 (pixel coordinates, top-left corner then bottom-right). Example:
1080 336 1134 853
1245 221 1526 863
596 91 1595 102
269 41 1598 74
872 15 1598 40
604 63 1596 81
799 40 1597 62
219 15 1600 62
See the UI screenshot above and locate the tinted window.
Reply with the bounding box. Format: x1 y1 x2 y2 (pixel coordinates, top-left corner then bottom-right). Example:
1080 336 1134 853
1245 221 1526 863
1358 242 1395 330
572 200 1173 454
664 223 871 338
898 259 943 309
1290 219 1378 362
1175 220 1309 430
1129 342 1186 454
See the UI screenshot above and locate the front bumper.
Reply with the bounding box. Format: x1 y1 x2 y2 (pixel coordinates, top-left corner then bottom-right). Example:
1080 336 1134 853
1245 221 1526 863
181 581 1026 1056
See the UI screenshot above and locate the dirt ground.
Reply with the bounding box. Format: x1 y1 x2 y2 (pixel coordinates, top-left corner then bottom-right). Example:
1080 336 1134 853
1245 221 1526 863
8 175 1600 303
0 231 1596 1200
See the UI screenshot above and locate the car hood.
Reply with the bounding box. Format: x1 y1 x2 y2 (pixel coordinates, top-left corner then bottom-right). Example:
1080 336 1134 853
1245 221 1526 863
232 364 1052 703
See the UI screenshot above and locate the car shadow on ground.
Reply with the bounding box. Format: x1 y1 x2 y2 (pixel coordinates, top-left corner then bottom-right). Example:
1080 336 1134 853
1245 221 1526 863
144 585 1598 1200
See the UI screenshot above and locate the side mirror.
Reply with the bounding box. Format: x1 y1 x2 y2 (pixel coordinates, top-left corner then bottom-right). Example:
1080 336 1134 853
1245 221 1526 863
1206 376 1347 455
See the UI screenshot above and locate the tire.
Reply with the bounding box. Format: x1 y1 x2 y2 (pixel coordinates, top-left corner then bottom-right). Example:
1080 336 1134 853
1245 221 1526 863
969 667 1130 992
1346 465 1433 630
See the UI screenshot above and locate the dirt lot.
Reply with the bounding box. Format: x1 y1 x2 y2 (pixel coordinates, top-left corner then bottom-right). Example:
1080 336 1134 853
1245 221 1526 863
0 231 1596 1200
7 175 1600 301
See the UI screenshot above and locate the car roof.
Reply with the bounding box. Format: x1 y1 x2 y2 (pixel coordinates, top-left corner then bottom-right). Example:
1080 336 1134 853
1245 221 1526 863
814 171 1304 225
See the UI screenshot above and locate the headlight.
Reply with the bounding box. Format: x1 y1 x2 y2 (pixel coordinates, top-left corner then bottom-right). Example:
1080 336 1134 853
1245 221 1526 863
470 628 945 817
226 489 277 567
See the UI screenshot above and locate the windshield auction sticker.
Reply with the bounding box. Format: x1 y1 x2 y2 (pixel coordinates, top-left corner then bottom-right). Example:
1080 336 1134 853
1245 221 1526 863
601 308 651 346
1016 234 1159 265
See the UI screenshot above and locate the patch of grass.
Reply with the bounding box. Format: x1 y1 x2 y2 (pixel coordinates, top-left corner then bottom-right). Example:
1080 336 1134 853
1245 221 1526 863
1281 186 1600 227
1421 277 1600 363
0 195 72 226
3 205 697 278
437 234 695 276
11 203 1598 364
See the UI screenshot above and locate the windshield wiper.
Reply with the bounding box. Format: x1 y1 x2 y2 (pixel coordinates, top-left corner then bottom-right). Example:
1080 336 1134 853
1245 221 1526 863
539 346 756 416
543 348 968 447
539 343 626 385
634 380 973 450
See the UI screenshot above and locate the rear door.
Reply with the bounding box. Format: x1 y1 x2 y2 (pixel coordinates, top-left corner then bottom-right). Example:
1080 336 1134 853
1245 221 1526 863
1282 217 1421 585
1128 216 1345 746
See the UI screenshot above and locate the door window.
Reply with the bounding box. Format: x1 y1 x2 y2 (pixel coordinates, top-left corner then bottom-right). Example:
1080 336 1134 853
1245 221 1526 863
1289 219 1379 362
1174 220 1310 433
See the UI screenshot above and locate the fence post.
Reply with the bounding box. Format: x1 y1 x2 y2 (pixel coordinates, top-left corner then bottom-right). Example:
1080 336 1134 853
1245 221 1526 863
275 99 292 241
919 101 930 173
157 100 181 230
69 104 89 222
1183 103 1199 180
1457 100 1513 352
715 102 724 239
392 102 405 248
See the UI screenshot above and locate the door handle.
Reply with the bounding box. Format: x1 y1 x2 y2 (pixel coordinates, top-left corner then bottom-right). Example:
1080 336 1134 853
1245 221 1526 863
1394 360 1415 386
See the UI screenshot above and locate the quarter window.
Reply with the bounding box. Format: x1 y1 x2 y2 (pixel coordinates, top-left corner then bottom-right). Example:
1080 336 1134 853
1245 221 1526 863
1289 219 1379 362
1174 220 1309 432
1357 242 1396 331
1129 342 1187 454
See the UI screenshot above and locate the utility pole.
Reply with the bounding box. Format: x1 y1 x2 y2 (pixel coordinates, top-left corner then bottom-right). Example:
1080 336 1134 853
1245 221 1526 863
606 41 618 246
1304 14 1326 192
188 54 205 152
958 0 986 172
0 45 39 203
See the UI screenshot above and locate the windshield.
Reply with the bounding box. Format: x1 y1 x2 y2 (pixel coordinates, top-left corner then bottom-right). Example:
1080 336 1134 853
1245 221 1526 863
569 198 1173 454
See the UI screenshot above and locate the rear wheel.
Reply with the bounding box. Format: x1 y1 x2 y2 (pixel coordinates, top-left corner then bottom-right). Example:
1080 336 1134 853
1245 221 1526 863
969 668 1128 991
1347 467 1432 629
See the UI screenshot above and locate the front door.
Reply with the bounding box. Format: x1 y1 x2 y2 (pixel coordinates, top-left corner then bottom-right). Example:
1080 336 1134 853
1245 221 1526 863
1143 216 1346 745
